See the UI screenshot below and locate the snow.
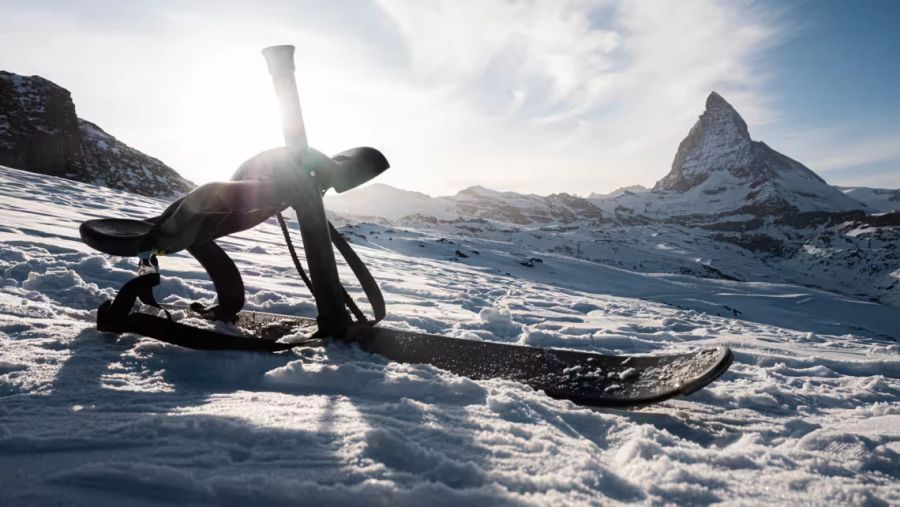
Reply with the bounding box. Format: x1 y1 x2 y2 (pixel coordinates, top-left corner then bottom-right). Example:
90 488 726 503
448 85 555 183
0 164 898 505
839 186 900 213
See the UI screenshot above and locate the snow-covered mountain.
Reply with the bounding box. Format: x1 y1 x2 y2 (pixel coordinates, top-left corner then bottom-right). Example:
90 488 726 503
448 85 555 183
329 183 609 226
327 92 899 308
331 92 878 225
0 71 193 198
650 92 863 216
838 185 900 213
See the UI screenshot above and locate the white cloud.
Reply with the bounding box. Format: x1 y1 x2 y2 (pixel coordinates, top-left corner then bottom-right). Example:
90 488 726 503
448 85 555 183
0 0 787 195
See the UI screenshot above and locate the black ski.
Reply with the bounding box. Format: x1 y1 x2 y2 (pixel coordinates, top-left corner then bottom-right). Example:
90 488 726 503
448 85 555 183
123 307 733 408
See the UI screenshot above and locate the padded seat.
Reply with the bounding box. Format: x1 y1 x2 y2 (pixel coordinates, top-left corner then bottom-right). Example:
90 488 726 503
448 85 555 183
80 218 156 257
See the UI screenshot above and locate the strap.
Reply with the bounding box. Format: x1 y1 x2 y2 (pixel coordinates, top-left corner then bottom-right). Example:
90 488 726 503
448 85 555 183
329 222 386 322
276 212 385 324
187 240 245 321
97 257 170 333
276 212 314 293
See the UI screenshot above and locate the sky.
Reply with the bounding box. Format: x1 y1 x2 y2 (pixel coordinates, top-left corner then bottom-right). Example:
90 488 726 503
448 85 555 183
1 0 898 195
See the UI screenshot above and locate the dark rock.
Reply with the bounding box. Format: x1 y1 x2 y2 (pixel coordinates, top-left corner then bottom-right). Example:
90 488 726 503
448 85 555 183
0 72 84 178
0 71 193 198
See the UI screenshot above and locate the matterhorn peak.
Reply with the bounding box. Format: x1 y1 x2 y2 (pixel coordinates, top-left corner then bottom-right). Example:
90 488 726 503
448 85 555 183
650 91 862 214
702 91 751 141
655 92 754 192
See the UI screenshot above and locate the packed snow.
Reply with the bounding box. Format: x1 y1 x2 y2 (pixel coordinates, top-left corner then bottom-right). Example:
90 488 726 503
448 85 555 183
0 165 898 505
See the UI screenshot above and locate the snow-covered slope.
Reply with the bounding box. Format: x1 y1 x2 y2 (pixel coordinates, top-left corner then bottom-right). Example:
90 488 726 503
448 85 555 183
838 186 900 213
1 165 898 505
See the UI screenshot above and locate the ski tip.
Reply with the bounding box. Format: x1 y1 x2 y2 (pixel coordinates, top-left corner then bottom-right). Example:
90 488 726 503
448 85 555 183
677 345 734 398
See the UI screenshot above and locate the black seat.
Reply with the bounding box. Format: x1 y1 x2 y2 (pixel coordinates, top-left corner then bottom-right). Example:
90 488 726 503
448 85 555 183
80 218 156 257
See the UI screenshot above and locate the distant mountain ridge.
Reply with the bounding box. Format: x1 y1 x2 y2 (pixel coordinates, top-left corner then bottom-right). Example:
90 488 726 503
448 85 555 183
329 91 893 226
837 186 900 213
0 71 193 198
326 92 899 309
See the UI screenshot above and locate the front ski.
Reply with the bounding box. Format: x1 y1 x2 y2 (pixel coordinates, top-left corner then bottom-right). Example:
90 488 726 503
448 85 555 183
115 307 733 408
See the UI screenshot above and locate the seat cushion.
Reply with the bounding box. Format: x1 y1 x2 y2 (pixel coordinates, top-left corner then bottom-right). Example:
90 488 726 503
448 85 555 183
80 218 155 257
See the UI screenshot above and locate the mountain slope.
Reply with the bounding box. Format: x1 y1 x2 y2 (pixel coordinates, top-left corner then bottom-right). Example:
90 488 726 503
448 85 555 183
837 186 900 213
0 70 193 197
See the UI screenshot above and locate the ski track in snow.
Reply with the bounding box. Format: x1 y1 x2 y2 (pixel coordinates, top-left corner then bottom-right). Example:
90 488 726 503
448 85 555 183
0 165 898 506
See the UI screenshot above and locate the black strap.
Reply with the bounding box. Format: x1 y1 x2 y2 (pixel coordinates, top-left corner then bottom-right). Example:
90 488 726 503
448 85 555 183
276 212 315 293
276 212 384 324
329 222 386 322
97 267 170 333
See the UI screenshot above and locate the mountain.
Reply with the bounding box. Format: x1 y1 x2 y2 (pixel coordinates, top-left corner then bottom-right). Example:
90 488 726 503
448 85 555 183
0 71 193 197
836 186 900 213
587 185 649 199
326 92 899 309
332 93 870 224
328 184 608 225
647 92 863 216
325 183 455 222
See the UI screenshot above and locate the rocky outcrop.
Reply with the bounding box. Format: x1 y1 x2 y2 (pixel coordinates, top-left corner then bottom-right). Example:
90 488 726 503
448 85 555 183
0 72 85 179
0 71 193 198
78 119 193 197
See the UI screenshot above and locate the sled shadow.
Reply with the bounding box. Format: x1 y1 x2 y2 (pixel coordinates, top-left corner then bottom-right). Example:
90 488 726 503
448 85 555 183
0 326 637 504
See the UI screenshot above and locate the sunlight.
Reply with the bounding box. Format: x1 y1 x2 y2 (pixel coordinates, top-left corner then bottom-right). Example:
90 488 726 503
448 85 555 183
171 51 282 183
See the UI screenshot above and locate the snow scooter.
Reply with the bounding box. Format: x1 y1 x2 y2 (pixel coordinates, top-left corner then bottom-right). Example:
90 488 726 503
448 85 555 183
80 45 732 407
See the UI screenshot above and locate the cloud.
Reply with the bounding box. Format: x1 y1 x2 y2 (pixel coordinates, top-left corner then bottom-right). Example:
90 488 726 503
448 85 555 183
0 0 786 195
367 0 784 194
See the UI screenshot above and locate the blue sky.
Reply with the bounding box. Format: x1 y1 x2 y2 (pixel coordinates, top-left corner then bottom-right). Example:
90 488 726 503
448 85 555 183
1 0 898 194
756 0 900 188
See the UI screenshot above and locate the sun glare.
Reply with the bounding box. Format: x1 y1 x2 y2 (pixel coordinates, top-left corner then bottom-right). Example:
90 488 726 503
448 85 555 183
170 52 283 183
